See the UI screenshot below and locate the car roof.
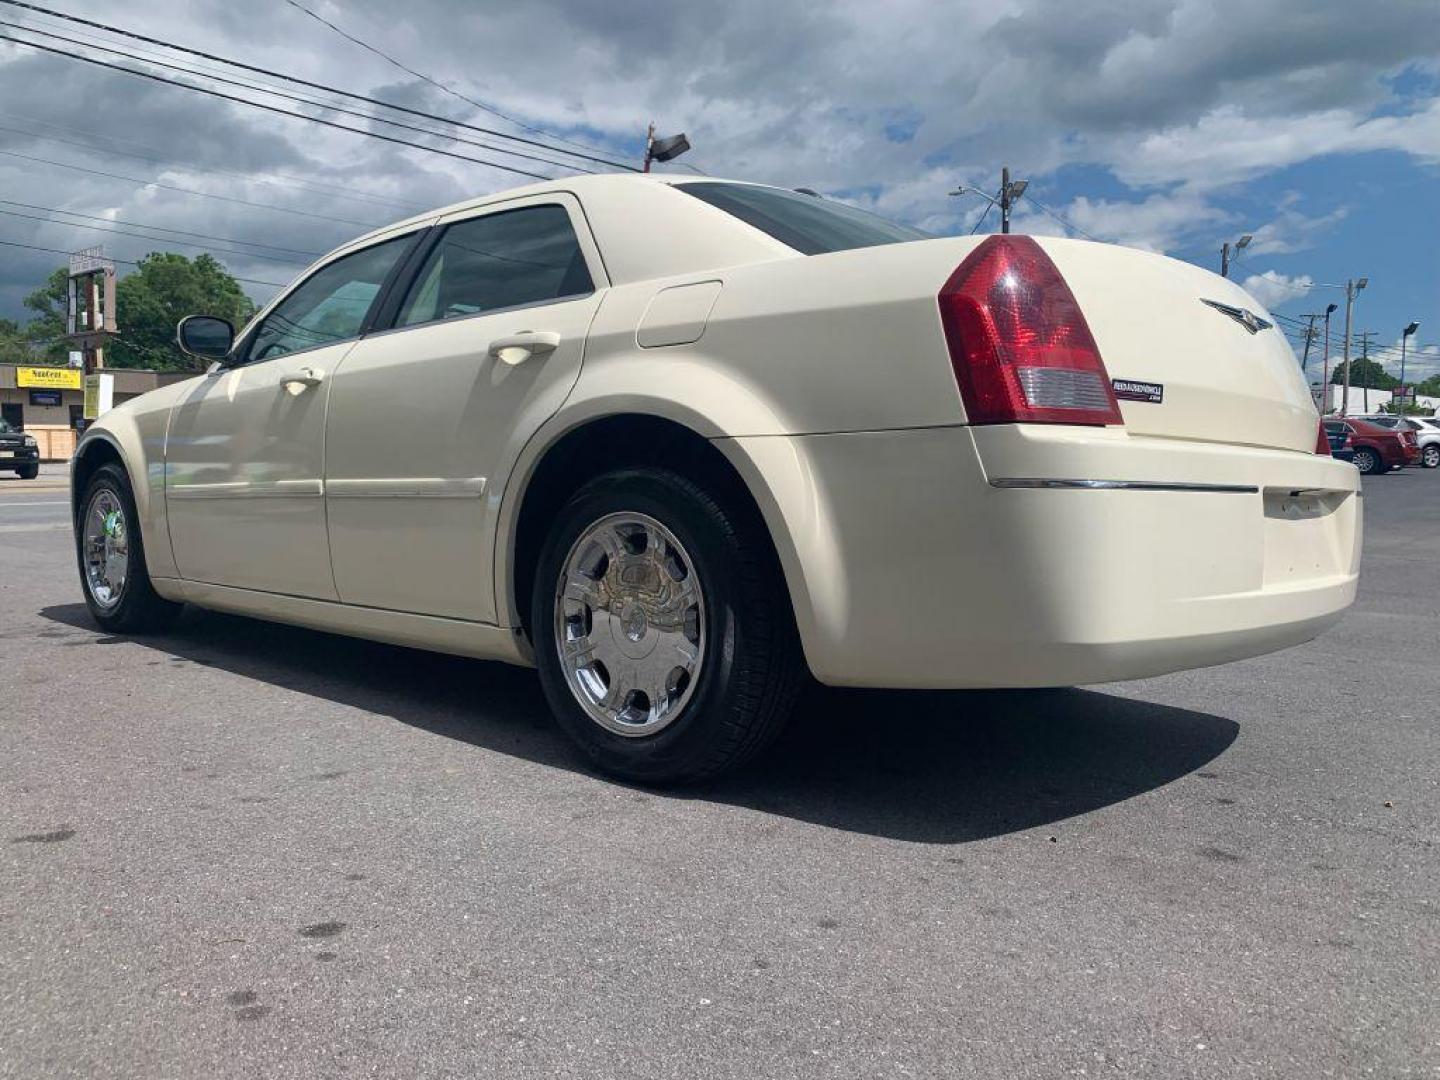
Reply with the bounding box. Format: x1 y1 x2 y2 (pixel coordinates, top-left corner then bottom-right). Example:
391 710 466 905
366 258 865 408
337 173 759 252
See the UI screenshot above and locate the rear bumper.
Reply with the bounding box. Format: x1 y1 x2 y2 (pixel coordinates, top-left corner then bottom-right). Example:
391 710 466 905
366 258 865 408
731 424 1361 689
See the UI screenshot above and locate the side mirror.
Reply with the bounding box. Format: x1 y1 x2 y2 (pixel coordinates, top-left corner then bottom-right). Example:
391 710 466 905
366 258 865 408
176 315 234 362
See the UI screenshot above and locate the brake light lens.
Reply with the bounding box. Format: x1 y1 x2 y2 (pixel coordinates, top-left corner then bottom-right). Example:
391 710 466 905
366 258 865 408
937 235 1122 426
1315 420 1330 455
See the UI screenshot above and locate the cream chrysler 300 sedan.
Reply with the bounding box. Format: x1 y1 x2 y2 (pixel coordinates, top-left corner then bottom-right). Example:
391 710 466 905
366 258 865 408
71 175 1361 782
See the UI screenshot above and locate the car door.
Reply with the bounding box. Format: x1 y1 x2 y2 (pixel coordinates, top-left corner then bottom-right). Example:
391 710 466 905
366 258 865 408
165 232 418 598
324 194 606 623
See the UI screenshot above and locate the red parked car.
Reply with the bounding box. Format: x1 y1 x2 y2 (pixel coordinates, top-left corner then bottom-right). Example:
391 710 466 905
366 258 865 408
1324 418 1420 474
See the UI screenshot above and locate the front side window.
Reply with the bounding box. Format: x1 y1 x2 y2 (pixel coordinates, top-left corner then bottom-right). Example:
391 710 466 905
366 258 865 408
245 235 412 363
677 181 931 256
397 205 593 328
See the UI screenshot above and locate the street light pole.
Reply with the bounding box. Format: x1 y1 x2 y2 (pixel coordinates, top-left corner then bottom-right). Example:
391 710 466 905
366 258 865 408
1321 302 1337 414
1220 234 1252 278
1339 277 1367 417
1400 320 1420 409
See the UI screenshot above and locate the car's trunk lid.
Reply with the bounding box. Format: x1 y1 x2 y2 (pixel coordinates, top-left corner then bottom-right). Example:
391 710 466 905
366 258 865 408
1035 237 1318 453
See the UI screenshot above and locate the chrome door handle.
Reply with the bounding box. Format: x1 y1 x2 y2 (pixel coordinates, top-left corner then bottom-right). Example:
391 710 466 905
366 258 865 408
488 331 561 366
280 367 324 393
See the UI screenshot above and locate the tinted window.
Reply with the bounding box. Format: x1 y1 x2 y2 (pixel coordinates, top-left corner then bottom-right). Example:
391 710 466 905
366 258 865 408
246 236 411 363
397 205 592 327
678 182 931 255
1323 422 1344 434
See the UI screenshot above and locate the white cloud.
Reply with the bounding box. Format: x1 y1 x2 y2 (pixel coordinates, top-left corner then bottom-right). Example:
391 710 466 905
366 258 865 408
1240 271 1315 311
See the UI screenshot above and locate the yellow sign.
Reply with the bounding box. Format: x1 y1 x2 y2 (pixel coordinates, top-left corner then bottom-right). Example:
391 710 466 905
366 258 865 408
16 366 82 390
83 373 114 420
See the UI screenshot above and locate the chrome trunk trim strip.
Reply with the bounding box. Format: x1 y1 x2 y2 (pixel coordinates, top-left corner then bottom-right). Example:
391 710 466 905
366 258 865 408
989 478 1260 494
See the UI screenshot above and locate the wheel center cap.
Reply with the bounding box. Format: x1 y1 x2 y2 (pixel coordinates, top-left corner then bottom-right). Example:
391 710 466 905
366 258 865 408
620 601 648 642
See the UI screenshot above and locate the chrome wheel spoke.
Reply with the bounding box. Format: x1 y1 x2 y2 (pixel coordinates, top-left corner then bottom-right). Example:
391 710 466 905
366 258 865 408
81 489 130 610
553 511 706 738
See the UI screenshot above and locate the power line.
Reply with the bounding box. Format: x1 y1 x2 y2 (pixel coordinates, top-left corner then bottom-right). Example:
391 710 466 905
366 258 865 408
0 110 429 213
0 206 315 264
0 20 599 175
281 0 620 164
0 32 555 181
1023 195 1100 242
0 236 287 287
0 147 379 227
0 0 637 172
0 198 322 257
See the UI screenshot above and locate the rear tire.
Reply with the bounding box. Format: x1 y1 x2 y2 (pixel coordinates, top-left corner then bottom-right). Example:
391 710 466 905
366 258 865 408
76 463 182 633
1352 447 1381 475
17 464 38 480
531 467 803 785
1422 445 1439 469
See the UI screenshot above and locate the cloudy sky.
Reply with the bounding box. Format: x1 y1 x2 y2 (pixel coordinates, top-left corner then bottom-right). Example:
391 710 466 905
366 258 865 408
1 0 1437 380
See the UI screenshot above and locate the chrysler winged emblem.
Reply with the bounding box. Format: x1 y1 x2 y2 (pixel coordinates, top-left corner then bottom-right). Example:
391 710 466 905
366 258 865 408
1200 298 1273 335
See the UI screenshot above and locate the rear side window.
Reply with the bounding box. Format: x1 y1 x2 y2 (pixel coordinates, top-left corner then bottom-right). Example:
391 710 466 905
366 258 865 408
677 182 931 255
397 205 593 327
246 235 411 363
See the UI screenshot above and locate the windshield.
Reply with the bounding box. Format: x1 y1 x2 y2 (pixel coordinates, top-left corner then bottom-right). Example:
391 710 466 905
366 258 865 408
0 418 16 434
677 182 931 255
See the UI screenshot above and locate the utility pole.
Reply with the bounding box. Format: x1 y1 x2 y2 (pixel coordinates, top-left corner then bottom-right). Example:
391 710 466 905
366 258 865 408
1339 277 1367 417
1000 166 1013 234
997 166 1029 234
1299 313 1318 372
642 121 654 173
1355 330 1378 413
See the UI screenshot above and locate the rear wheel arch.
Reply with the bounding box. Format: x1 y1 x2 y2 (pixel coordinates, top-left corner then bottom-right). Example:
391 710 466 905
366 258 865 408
506 414 799 650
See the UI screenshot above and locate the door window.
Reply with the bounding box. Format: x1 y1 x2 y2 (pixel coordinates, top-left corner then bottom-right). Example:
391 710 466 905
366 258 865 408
244 235 412 364
396 205 593 328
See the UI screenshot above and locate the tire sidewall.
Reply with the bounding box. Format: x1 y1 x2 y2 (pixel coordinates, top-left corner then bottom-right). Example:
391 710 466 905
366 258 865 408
531 469 757 782
1424 445 1439 469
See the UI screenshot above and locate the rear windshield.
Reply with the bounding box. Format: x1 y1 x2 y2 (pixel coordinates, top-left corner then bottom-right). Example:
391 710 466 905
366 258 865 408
678 182 931 255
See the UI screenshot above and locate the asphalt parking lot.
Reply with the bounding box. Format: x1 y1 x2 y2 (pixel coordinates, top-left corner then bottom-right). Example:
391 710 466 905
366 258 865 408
1 463 1436 1079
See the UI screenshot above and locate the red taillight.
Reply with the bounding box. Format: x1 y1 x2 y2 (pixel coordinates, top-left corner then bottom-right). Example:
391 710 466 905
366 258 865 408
937 235 1122 426
1315 420 1330 455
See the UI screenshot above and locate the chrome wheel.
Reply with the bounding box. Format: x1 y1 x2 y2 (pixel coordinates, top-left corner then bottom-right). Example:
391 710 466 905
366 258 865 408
1352 448 1378 475
82 488 129 610
1424 445 1440 469
554 512 705 738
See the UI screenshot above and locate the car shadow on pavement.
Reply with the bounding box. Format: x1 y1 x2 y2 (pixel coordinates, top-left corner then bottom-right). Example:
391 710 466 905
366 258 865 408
40 603 1238 844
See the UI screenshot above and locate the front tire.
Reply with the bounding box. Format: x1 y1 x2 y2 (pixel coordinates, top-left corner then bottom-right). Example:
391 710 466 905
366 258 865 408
17 464 38 480
531 467 803 784
76 463 182 633
1352 447 1381 475
1422 445 1439 469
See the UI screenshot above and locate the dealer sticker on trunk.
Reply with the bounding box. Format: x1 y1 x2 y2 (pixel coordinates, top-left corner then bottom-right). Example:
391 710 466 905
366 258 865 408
1112 378 1164 404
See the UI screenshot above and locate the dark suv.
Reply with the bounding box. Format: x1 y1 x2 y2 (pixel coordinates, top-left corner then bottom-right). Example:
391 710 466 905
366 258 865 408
0 418 40 480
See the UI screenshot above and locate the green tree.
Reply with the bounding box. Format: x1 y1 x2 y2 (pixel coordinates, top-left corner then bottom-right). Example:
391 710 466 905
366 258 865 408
0 317 31 364
1329 357 1398 391
21 267 71 363
108 253 256 370
1416 374 1440 397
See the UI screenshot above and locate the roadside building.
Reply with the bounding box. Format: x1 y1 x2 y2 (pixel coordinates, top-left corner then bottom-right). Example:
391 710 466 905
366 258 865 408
0 364 194 461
